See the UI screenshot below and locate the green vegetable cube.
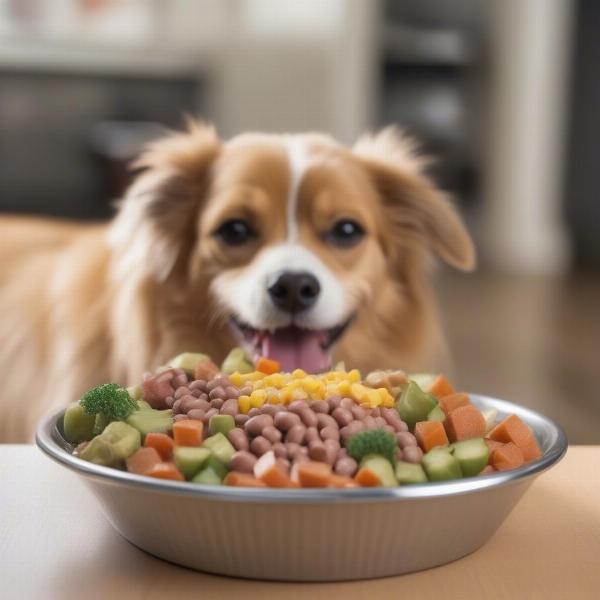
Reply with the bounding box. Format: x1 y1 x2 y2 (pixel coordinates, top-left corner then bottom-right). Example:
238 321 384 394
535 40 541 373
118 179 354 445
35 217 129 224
422 448 462 481
174 446 211 480
126 409 173 438
427 405 446 422
396 381 438 429
395 461 428 484
209 414 235 436
408 373 437 392
452 438 489 477
167 352 210 373
221 347 254 375
359 454 398 487
63 403 96 444
202 432 236 465
192 465 224 486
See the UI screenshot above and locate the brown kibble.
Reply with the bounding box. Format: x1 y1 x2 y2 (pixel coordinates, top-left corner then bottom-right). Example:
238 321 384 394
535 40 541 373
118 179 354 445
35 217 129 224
340 397 355 410
311 400 330 414
305 427 320 444
262 425 282 444
320 425 340 442
227 428 249 451
308 440 328 462
234 414 249 427
274 411 301 431
209 397 224 410
397 431 417 448
288 400 309 414
249 436 272 457
187 408 206 421
285 424 307 444
220 398 239 416
332 407 353 427
174 386 190 399
224 386 240 399
189 379 207 393
299 407 318 428
272 442 287 459
316 413 338 431
334 456 358 477
208 387 226 400
327 395 342 410
230 451 256 473
402 446 423 464
245 414 274 437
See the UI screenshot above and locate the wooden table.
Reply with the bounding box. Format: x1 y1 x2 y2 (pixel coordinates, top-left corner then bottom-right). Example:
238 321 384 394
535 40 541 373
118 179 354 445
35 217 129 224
1 445 598 599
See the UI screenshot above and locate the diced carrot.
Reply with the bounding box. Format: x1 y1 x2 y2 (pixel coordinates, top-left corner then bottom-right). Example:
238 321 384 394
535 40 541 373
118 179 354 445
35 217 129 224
414 420 449 452
355 467 382 487
491 442 524 472
297 461 333 487
444 404 486 442
256 356 281 375
428 375 455 398
224 472 267 487
126 447 162 475
489 415 542 462
480 465 496 475
329 474 359 488
484 438 505 454
172 419 203 447
146 461 185 481
194 359 220 381
438 392 471 415
254 451 293 487
144 432 174 461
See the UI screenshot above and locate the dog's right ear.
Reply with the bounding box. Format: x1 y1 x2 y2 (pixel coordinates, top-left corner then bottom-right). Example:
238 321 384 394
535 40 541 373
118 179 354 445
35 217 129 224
109 121 220 282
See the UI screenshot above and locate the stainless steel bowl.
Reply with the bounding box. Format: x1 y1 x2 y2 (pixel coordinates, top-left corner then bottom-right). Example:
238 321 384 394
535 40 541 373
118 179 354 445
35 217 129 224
36 394 566 581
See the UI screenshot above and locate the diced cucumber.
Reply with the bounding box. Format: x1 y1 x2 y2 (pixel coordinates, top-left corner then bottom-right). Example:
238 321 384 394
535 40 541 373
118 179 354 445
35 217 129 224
79 422 141 466
174 446 211 480
93 412 110 436
63 403 96 444
360 454 398 487
126 409 173 438
481 408 498 434
396 381 438 429
221 347 254 375
427 405 446 422
127 385 143 401
209 414 235 436
79 436 117 466
192 465 224 486
135 399 153 411
395 461 428 484
452 438 489 477
167 352 210 373
408 373 437 392
422 448 462 481
202 432 236 465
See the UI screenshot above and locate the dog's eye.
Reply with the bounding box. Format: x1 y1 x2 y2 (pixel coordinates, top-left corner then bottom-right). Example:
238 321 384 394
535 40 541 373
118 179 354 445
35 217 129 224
326 219 365 248
214 219 256 245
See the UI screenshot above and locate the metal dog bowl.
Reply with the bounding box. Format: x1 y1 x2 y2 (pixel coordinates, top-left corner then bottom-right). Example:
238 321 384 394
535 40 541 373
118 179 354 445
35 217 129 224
36 394 567 581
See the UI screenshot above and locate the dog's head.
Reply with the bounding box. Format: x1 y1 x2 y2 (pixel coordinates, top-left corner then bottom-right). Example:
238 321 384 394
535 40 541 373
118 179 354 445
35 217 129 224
111 122 474 373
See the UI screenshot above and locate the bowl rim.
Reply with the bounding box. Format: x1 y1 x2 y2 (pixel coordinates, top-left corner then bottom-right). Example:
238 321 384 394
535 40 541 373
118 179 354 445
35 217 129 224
36 393 568 504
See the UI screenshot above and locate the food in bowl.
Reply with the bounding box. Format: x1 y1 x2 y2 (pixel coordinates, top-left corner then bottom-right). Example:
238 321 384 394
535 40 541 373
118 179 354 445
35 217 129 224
62 349 543 488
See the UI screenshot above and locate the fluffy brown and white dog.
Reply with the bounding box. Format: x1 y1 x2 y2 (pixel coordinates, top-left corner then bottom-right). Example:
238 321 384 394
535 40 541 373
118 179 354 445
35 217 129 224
0 122 474 442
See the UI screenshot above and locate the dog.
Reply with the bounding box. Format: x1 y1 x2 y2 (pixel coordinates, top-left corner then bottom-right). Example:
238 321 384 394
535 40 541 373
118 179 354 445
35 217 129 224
0 122 474 441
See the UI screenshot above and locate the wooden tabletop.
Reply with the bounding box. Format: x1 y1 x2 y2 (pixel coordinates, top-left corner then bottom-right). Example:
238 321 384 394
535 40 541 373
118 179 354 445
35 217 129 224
1 445 598 599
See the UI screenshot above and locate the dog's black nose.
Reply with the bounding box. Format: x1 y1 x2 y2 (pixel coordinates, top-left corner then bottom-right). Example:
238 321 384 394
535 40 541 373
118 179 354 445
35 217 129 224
268 271 321 313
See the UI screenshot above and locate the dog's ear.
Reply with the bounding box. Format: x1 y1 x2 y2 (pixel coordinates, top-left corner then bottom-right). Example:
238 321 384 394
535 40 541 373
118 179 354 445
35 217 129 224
353 127 475 271
110 121 220 281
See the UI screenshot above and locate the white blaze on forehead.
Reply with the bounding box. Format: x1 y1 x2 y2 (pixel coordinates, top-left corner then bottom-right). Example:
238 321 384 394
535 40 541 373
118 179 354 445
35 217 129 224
284 137 310 242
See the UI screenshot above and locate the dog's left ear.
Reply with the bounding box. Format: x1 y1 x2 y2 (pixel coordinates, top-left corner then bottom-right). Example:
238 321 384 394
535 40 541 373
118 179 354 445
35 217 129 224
353 128 476 271
110 121 220 281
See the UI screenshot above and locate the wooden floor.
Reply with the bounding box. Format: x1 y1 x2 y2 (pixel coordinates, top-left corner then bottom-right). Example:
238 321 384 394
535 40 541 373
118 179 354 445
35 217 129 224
437 271 600 444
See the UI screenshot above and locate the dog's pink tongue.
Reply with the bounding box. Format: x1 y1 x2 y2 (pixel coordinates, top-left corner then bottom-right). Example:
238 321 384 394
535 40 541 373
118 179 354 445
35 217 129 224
261 327 331 373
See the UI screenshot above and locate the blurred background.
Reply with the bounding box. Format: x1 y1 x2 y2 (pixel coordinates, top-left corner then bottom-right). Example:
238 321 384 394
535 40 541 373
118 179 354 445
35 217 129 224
0 0 598 442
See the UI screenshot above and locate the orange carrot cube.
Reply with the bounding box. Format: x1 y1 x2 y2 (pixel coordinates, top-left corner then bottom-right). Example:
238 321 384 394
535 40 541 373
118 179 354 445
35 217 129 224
444 404 486 442
173 419 204 447
415 420 449 452
144 432 174 461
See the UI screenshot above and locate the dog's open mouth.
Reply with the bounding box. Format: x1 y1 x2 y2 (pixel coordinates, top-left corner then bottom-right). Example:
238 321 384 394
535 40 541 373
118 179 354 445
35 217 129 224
228 317 352 373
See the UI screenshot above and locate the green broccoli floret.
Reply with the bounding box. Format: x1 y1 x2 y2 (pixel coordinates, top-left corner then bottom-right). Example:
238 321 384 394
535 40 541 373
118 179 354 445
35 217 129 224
80 383 137 428
346 429 398 465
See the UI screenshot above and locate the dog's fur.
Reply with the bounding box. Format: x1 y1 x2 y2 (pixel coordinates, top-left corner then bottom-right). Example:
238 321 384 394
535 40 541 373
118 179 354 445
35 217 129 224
0 122 474 442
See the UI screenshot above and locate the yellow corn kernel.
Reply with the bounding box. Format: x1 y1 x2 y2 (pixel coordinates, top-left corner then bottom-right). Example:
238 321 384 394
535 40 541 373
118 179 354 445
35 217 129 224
279 387 293 404
351 383 367 402
292 368 307 379
238 395 250 414
291 388 308 401
229 372 243 386
348 369 361 383
337 380 351 396
367 389 382 408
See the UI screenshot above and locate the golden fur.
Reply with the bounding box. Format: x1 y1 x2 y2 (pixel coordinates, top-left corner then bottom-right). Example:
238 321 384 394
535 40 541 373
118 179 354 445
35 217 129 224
0 122 474 442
